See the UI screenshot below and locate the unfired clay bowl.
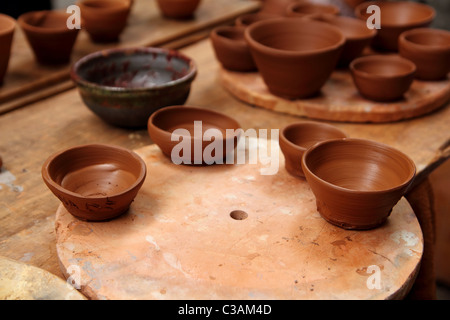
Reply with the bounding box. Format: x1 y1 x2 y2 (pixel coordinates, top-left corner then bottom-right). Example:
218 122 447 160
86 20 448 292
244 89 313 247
245 18 345 99
211 26 257 72
285 1 340 19
71 47 197 128
355 1 435 52
42 144 147 221
156 0 202 19
0 14 15 85
235 13 278 27
148 106 241 165
280 122 347 178
399 28 450 81
350 55 416 102
301 138 416 230
78 0 130 43
18 10 79 65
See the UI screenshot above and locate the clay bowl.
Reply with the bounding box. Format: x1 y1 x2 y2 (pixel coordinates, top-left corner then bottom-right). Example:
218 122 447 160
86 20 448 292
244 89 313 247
350 55 416 102
156 0 202 19
18 10 79 65
148 106 241 165
280 122 347 178
235 13 278 28
78 0 130 43
71 47 197 128
399 28 450 81
355 1 435 52
0 14 15 85
301 138 416 230
286 1 340 19
259 0 298 16
210 26 257 72
245 18 345 99
42 144 147 221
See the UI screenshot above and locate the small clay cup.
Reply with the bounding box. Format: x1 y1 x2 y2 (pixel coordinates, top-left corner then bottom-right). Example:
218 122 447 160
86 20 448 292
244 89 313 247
156 0 202 19
350 55 416 102
355 1 435 52
42 144 147 221
210 26 257 72
18 10 79 65
245 18 345 99
78 0 130 43
280 122 347 178
0 14 15 85
302 138 416 230
148 106 241 165
399 28 450 81
259 0 297 16
235 13 278 28
285 1 340 19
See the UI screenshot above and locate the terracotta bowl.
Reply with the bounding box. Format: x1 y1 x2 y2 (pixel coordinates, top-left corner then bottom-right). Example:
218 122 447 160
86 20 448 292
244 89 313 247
0 14 15 85
156 0 202 19
78 0 130 43
18 10 79 65
235 13 278 27
210 26 257 72
71 47 197 128
260 0 298 16
148 106 241 165
355 1 435 52
245 18 345 99
399 28 450 81
350 55 416 102
286 1 340 19
42 144 147 221
302 138 416 230
280 122 347 178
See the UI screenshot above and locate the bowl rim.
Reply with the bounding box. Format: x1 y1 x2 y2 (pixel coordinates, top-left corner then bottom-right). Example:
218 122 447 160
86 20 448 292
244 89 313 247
245 17 345 57
211 25 248 48
350 54 416 79
77 0 131 12
41 143 147 200
311 15 377 41
234 12 278 27
0 13 16 37
301 138 416 195
286 1 340 17
70 46 197 92
18 10 76 35
399 28 450 52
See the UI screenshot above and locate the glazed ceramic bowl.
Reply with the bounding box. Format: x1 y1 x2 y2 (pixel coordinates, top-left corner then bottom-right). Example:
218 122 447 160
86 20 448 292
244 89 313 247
245 18 345 99
18 10 79 65
355 1 435 51
42 144 147 221
211 26 257 72
71 47 197 128
286 1 340 19
302 138 416 230
78 0 130 43
148 106 241 165
156 0 202 19
350 55 416 102
399 28 450 81
235 13 278 27
280 122 347 178
0 14 15 85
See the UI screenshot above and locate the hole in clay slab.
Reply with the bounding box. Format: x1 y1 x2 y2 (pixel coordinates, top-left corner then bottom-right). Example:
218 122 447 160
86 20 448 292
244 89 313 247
230 210 248 220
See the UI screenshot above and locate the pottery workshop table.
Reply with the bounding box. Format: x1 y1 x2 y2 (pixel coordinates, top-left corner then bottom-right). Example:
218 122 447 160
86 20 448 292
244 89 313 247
0 36 449 299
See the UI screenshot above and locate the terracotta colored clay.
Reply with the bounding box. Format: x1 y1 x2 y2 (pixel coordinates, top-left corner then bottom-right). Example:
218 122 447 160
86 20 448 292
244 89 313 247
147 105 241 165
244 18 345 99
355 1 435 52
235 13 278 27
0 14 15 85
18 10 79 65
42 144 147 221
259 0 297 16
210 26 256 72
399 28 450 81
0 155 2 168
156 0 202 19
279 122 347 178
301 138 416 230
71 47 197 128
285 1 340 19
350 55 416 102
78 0 130 43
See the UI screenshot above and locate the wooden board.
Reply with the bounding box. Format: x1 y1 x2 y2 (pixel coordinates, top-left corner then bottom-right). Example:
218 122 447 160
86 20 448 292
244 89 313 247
0 0 260 114
55 141 423 300
220 67 450 123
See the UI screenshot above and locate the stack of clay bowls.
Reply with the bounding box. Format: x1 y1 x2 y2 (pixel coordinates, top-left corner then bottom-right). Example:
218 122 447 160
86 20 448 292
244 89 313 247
0 14 15 85
156 0 202 19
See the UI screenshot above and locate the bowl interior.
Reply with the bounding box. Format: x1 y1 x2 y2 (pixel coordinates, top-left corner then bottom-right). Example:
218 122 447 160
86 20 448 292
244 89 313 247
21 11 69 29
216 27 246 42
290 3 338 15
46 145 144 198
80 0 128 9
352 56 415 77
404 29 450 47
304 140 415 192
283 123 346 150
236 13 276 26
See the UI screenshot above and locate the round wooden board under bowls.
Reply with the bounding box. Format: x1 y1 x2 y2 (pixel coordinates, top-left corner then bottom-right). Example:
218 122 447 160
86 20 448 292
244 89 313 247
55 140 423 300
219 67 450 123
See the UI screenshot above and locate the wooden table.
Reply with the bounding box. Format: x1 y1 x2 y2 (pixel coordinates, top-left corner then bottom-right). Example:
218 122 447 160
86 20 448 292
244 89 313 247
0 35 449 299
